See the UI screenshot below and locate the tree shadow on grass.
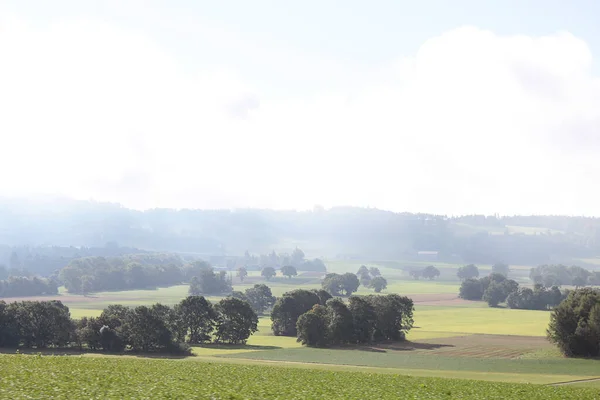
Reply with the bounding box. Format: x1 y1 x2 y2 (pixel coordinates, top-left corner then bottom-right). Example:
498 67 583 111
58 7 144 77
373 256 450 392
0 347 196 360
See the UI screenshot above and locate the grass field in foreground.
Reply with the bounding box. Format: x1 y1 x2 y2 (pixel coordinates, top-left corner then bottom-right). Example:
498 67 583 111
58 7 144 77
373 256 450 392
0 355 598 399
222 347 600 379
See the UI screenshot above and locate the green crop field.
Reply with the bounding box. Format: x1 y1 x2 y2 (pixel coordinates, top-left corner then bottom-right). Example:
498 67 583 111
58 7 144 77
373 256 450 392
1 355 598 399
6 258 600 393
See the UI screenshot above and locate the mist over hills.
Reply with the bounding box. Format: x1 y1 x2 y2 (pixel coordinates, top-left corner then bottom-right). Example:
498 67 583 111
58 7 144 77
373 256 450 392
1 197 600 268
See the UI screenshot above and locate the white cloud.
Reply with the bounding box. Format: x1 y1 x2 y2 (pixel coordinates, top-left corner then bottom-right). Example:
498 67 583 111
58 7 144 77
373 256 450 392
0 14 599 216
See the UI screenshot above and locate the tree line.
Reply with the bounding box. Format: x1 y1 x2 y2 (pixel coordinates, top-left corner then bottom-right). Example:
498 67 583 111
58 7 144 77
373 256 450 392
530 264 600 287
0 295 259 353
8 199 600 265
459 273 568 309
0 276 58 298
321 268 389 296
270 289 414 347
58 257 235 295
0 243 154 277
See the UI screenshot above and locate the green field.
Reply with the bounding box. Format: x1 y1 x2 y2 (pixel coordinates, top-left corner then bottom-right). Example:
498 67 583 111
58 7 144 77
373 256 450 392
5 260 600 394
0 355 598 399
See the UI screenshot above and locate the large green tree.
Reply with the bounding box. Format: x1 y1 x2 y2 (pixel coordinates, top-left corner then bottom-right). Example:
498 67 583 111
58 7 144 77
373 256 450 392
547 288 600 357
176 296 215 344
296 305 329 347
281 265 297 279
457 264 479 281
245 284 276 314
271 289 322 336
214 298 258 344
261 267 276 281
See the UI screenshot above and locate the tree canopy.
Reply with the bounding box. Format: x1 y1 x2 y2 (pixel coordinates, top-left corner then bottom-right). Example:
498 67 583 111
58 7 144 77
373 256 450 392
547 288 600 357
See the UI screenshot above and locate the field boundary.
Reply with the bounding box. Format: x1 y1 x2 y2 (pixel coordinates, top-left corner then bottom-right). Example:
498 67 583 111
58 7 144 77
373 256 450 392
549 377 600 386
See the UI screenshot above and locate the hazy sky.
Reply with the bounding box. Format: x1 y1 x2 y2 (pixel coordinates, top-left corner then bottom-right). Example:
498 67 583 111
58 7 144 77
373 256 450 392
1 1 599 215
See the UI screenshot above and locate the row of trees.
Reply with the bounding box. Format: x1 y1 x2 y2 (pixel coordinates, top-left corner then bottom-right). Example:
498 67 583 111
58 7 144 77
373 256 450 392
321 269 388 296
507 285 566 310
409 265 440 280
187 268 232 296
59 257 230 294
530 264 600 287
456 263 509 281
242 249 327 272
0 244 156 277
296 294 414 347
230 284 276 314
356 265 388 292
0 296 259 352
459 273 567 309
0 276 58 298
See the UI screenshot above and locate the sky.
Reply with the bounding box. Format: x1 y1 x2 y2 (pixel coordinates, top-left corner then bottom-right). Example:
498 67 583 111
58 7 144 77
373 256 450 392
1 1 599 216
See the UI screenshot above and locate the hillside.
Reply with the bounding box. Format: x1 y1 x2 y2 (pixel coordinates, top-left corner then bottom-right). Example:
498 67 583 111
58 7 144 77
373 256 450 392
1 198 600 266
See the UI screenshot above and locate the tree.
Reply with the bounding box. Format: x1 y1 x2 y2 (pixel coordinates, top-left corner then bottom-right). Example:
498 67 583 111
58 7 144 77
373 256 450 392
271 289 321 336
126 305 174 352
369 267 381 277
296 305 329 347
236 267 248 282
409 270 421 280
369 276 387 293
325 298 354 345
483 281 506 307
10 300 73 348
0 265 8 281
281 265 297 279
457 264 479 281
298 258 327 272
492 263 510 277
214 298 258 344
357 265 369 277
311 289 333 305
261 267 276 281
189 276 202 296
291 248 305 266
321 273 359 296
321 273 344 296
348 296 377 344
176 296 215 344
459 279 484 300
9 252 21 270
547 288 600 357
366 294 414 342
341 273 360 296
572 275 587 288
356 266 371 286
80 276 94 296
0 301 19 348
421 265 440 280
245 284 276 314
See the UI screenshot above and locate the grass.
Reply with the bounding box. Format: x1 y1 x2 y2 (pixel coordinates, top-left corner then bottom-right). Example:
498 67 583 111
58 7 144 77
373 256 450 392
0 354 598 399
222 347 600 380
414 307 551 336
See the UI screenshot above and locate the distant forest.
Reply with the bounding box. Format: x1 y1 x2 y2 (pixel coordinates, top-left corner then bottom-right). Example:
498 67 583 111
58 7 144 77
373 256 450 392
1 198 600 267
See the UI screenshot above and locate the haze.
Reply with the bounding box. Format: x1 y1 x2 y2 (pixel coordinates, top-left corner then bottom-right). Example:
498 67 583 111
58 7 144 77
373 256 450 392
1 1 599 215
